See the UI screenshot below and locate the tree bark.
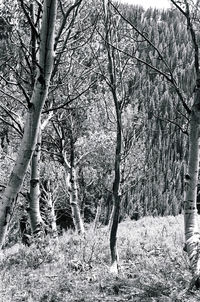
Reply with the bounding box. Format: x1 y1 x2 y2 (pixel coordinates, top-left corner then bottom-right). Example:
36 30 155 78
69 166 85 234
0 0 57 247
64 165 85 234
110 115 122 274
103 0 122 274
93 197 103 231
45 179 57 234
29 126 44 234
184 88 200 288
63 135 84 234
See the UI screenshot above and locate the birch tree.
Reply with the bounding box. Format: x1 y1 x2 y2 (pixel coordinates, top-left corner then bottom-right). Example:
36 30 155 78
0 0 57 247
170 0 200 289
51 113 85 234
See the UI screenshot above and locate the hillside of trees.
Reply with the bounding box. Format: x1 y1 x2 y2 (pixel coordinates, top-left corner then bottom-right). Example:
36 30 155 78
1 0 200 293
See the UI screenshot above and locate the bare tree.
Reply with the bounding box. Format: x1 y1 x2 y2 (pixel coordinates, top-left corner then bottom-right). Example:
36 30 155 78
0 0 57 247
52 112 85 234
103 0 123 274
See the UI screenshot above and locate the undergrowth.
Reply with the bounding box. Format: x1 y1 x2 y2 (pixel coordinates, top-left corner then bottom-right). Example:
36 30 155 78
0 215 200 301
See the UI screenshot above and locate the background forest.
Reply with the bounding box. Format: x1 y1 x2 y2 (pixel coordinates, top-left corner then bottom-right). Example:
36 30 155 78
1 0 200 301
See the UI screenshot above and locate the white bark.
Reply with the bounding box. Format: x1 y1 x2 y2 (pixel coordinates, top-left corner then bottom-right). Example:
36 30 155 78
45 180 57 234
64 163 85 234
184 88 200 287
93 197 103 231
29 126 44 234
0 0 57 247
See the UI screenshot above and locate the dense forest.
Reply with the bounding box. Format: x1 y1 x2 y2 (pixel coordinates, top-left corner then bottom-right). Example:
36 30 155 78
1 0 200 292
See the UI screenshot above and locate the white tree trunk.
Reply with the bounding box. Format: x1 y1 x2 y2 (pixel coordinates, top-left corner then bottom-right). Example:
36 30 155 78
184 89 200 288
64 165 85 234
93 197 103 231
45 179 57 235
0 0 57 247
29 126 44 234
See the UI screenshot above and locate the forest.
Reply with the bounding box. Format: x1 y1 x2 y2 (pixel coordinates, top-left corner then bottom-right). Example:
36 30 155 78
1 0 200 300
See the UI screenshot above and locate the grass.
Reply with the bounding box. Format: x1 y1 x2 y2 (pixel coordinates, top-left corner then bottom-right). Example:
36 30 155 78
0 215 200 301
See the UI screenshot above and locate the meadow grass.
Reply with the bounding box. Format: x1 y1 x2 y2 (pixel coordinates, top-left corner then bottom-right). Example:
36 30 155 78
0 215 200 301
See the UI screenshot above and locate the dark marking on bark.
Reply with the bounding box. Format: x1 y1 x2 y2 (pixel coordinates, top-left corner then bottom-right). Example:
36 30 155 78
28 102 34 109
38 74 45 86
195 277 200 289
30 179 39 188
185 174 191 181
4 206 10 225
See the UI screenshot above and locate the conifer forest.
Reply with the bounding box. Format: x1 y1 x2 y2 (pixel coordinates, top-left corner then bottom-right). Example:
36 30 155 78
1 0 200 301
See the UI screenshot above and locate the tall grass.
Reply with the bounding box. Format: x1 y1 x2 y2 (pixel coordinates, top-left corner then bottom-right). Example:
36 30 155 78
0 215 200 301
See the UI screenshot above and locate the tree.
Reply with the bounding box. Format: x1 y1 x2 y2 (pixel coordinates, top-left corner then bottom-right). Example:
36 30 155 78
102 0 143 274
0 0 57 247
52 112 85 234
170 0 200 289
0 0 84 243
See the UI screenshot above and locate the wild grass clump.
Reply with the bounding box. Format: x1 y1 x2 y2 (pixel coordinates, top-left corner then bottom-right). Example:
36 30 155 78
1 215 200 301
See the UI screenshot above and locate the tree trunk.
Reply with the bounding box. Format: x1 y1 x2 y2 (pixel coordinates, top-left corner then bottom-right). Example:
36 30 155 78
69 166 85 234
45 180 57 235
184 88 200 288
110 117 122 274
93 197 103 231
103 0 122 274
63 135 84 234
0 0 57 247
29 126 44 234
108 202 115 231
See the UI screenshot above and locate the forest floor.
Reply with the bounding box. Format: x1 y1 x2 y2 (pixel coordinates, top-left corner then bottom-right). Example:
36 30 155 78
0 215 200 302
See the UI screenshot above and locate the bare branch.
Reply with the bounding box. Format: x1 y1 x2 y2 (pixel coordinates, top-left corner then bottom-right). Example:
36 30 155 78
18 0 39 39
0 88 26 108
54 0 82 51
0 117 23 137
153 113 189 135
42 80 97 113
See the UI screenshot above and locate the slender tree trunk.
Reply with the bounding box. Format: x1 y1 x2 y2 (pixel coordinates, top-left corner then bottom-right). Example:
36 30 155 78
184 88 200 288
45 180 57 234
63 135 84 234
29 126 44 235
0 0 57 247
103 0 122 274
108 202 115 231
93 197 103 231
64 166 84 234
110 115 122 274
69 133 84 234
69 165 85 234
47 198 57 234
